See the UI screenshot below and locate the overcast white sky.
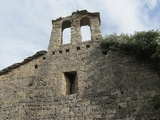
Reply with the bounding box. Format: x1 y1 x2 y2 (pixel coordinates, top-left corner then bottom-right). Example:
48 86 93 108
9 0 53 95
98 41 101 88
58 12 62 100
0 0 160 70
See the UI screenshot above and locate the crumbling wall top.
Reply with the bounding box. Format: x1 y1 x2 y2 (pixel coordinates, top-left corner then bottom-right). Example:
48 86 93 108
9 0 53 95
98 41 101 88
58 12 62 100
52 10 100 24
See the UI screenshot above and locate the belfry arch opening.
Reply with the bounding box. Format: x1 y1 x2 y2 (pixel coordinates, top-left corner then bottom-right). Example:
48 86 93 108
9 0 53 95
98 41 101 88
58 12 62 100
62 20 71 44
80 17 91 41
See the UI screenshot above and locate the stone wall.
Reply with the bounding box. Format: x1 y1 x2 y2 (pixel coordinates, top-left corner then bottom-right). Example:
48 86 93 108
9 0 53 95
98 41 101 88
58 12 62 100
35 41 160 119
0 10 159 120
0 51 46 119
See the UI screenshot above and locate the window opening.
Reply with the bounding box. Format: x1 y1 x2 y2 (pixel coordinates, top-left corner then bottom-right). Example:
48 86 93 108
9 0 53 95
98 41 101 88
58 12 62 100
52 51 55 55
80 17 91 41
64 71 77 95
62 28 71 44
81 26 91 41
62 20 71 45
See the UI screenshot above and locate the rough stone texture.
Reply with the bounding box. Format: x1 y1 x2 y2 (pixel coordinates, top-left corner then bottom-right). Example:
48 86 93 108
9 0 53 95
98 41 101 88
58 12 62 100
0 10 160 120
0 50 47 75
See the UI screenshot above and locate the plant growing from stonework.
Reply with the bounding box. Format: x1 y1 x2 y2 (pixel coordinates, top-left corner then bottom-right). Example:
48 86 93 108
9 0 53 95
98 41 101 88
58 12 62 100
101 30 160 70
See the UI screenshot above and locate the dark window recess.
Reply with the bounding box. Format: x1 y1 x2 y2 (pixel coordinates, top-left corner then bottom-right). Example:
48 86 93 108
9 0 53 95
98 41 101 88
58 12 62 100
52 51 55 55
66 49 69 52
43 57 46 60
59 50 62 54
35 64 38 69
102 51 107 55
64 71 78 95
86 45 90 49
77 47 80 51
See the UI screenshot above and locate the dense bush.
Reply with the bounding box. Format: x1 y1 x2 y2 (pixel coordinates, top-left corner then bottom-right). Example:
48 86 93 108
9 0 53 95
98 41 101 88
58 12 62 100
101 30 160 70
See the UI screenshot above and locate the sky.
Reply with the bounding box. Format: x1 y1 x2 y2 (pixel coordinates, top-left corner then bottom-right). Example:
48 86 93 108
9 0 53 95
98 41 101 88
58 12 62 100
0 0 160 70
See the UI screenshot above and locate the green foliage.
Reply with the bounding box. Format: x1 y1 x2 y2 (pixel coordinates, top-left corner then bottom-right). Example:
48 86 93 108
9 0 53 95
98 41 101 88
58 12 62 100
101 30 160 69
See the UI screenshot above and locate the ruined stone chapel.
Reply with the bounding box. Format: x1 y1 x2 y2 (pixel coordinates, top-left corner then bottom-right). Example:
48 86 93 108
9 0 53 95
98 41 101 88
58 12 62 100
0 10 159 119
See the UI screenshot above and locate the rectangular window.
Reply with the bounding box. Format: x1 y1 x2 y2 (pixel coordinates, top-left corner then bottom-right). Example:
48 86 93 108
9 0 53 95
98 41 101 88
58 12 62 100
64 71 78 95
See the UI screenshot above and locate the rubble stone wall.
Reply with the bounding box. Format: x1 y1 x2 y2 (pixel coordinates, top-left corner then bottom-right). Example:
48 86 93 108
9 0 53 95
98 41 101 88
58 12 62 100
0 55 46 120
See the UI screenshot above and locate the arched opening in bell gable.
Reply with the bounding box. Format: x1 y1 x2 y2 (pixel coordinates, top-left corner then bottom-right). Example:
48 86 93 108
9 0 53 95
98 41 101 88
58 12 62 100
80 17 91 41
62 20 71 44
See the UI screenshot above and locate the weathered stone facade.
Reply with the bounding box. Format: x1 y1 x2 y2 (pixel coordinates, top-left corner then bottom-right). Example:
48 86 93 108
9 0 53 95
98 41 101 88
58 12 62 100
0 10 159 120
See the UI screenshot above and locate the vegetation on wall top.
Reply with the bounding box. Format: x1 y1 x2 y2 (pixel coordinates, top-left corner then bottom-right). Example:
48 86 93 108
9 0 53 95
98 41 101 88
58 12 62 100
101 30 160 70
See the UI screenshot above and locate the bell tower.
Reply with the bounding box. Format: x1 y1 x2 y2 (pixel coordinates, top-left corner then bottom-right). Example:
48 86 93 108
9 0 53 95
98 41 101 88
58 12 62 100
48 10 102 53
